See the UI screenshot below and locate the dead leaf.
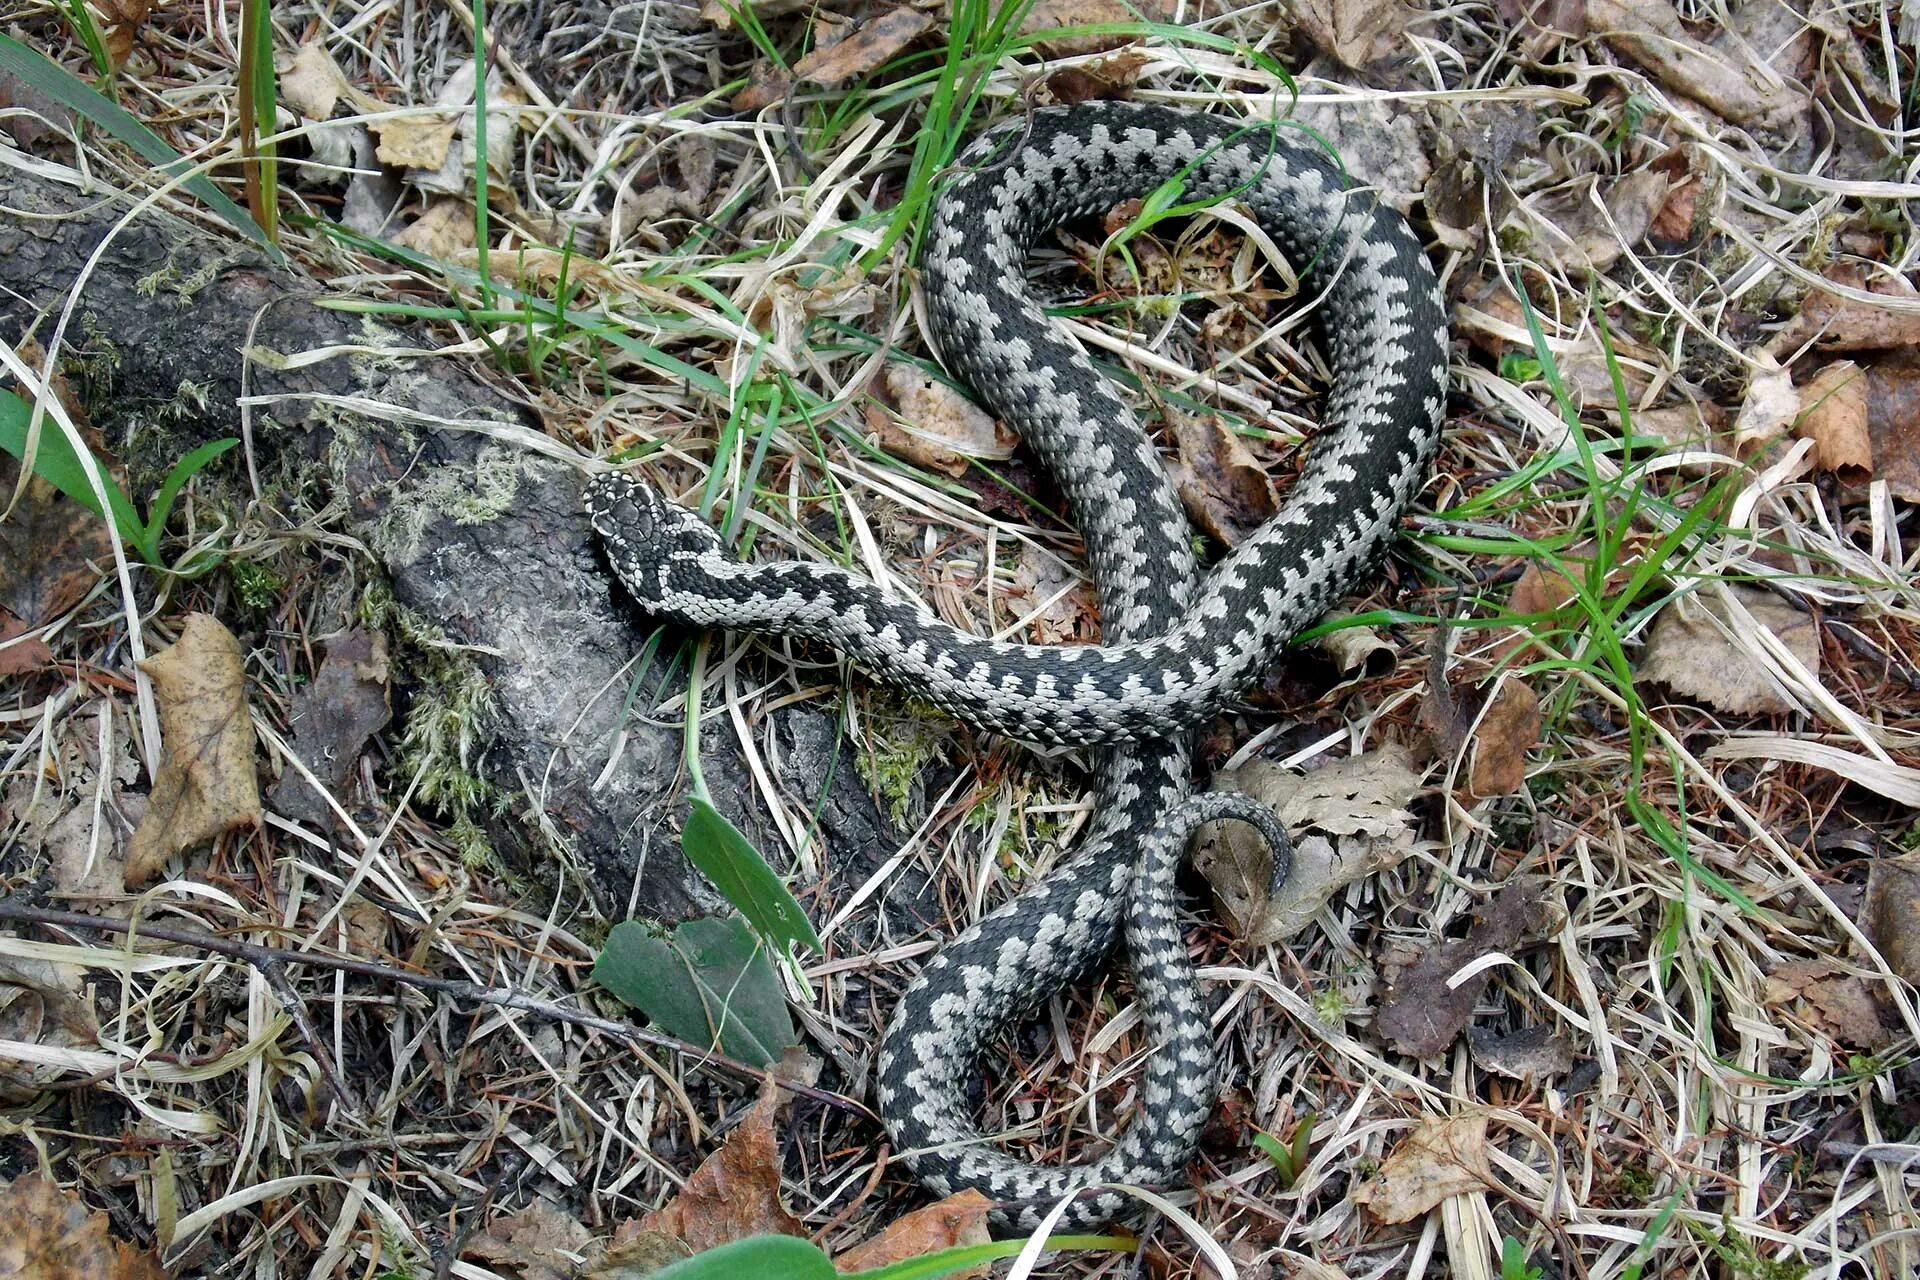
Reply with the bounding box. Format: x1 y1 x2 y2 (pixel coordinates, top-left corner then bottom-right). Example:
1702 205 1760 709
0 469 113 631
0 1171 166 1279
1019 0 1154 57
372 112 459 170
268 629 392 828
128 614 261 886
699 0 811 29
1374 878 1555 1057
1776 268 1920 353
1290 0 1416 69
1168 414 1279 546
1636 586 1817 716
1314 615 1395 683
1862 853 1920 987
464 1200 598 1280
1863 352 1920 500
46 801 129 902
280 43 349 121
1044 50 1150 105
1588 0 1803 128
0 68 77 149
1467 678 1540 799
1794 361 1870 481
1531 170 1670 275
0 956 97 1103
1467 1026 1575 1084
1199 747 1425 945
871 365 1017 477
630 1083 802 1253
97 0 149 73
1733 353 1798 450
0 608 52 678
394 198 477 257
794 8 934 86
1353 1113 1493 1224
1287 98 1431 214
832 1191 992 1274
1009 552 1098 645
1763 960 1891 1051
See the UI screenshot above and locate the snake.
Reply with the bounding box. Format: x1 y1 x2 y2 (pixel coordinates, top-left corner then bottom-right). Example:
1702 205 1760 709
588 102 1447 1231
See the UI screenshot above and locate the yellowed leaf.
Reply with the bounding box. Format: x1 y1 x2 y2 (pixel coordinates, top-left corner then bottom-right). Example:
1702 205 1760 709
1763 960 1891 1051
874 364 1016 476
1288 0 1414 69
1636 586 1818 716
1354 1113 1493 1224
280 42 348 120
128 613 261 886
373 113 459 170
394 198 477 258
0 1172 166 1279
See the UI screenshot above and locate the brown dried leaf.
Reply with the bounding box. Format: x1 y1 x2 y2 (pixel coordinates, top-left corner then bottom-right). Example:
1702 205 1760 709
1794 361 1870 481
1636 586 1818 716
464 1201 598 1280
1733 354 1799 450
1168 414 1279 546
0 1171 166 1280
1467 1026 1575 1083
0 472 113 629
1353 1113 1493 1224
1374 878 1554 1057
393 198 477 257
0 608 51 679
1044 50 1150 105
1290 0 1416 70
1199 748 1424 945
793 8 934 86
1020 0 1153 57
873 365 1017 477
1863 853 1920 987
281 42 349 121
1864 352 1920 501
372 113 460 170
1588 0 1803 128
0 956 97 1102
128 614 261 887
268 629 392 827
1778 269 1920 353
1467 677 1540 799
832 1190 993 1274
1763 960 1891 1051
1532 170 1670 275
633 1084 802 1252
97 0 148 72
1009 552 1098 645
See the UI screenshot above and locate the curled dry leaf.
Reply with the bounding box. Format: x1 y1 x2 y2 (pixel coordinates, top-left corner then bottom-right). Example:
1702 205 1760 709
1198 746 1424 946
1168 414 1279 547
1374 877 1555 1058
1530 169 1670 276
1863 853 1920 987
1762 960 1891 1051
831 1190 993 1275
129 613 262 887
1733 353 1799 450
1775 268 1920 353
871 364 1017 477
0 1171 166 1280
268 628 393 828
464 1201 598 1280
1635 586 1818 716
1353 1112 1493 1224
619 1083 802 1257
1315 615 1395 683
1044 50 1151 105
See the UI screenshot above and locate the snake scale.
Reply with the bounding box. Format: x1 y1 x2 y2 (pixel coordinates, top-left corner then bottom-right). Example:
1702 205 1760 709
589 102 1447 1231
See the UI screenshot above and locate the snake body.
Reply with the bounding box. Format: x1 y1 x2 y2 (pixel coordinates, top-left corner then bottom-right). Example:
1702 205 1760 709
590 103 1446 1230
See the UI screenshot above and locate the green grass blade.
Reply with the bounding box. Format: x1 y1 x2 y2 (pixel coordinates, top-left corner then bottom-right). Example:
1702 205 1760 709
0 35 275 253
0 389 144 539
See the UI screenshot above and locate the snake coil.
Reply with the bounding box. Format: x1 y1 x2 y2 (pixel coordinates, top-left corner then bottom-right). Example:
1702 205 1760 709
590 103 1447 1231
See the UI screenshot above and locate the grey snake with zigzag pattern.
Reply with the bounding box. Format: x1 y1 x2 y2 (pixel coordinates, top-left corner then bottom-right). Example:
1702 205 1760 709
589 102 1448 1231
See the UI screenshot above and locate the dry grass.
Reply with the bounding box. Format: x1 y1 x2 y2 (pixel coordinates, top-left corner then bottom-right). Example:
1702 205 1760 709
2 0 1918 1277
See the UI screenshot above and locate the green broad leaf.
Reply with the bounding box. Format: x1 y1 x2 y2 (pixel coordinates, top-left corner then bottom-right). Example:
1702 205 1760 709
682 797 823 955
595 916 797 1067
650 1235 835 1280
0 35 276 253
0 390 144 538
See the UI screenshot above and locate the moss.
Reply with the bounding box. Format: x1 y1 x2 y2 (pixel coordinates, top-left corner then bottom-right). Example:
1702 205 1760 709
229 559 285 611
857 697 946 827
365 443 528 566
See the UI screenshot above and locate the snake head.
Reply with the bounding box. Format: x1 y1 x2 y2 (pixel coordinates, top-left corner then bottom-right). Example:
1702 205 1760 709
586 472 724 611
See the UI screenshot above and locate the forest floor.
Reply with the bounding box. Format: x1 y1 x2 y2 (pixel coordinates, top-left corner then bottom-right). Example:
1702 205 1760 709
1 1 1918 1278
